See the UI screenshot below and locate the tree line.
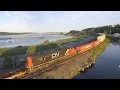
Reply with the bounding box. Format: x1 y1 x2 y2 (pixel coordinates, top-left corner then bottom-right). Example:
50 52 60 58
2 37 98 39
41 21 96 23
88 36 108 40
0 32 30 35
67 24 120 36
82 24 120 34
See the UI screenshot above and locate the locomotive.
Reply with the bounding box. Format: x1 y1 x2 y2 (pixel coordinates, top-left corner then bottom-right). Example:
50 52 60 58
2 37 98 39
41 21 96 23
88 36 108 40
25 33 106 72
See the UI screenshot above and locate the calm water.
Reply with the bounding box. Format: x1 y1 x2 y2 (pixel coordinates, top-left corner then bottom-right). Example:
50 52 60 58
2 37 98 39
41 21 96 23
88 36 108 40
74 43 120 79
0 34 72 48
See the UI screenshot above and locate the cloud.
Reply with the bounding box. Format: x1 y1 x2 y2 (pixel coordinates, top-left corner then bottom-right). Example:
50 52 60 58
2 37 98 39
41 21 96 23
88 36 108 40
5 11 11 17
2 11 36 32
1 11 120 32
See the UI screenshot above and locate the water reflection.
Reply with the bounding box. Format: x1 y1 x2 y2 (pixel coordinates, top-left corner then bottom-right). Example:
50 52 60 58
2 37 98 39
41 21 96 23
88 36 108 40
73 43 120 79
111 42 120 46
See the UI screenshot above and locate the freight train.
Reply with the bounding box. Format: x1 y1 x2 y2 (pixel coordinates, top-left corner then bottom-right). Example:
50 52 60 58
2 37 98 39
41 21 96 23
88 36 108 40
25 33 106 72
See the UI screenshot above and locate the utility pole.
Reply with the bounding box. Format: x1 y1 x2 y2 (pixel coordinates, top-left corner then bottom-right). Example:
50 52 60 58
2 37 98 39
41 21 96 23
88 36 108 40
110 29 111 34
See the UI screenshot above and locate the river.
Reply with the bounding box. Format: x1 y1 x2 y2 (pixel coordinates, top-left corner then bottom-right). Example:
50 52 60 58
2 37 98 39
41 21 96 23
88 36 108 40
0 34 72 48
73 43 120 79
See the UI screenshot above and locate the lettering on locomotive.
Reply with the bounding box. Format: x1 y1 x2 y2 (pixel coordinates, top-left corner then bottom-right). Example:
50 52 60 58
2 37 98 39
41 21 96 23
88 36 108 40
52 52 59 59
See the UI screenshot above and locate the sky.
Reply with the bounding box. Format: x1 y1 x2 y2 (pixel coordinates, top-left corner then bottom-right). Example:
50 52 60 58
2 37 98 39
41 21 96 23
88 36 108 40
0 11 120 32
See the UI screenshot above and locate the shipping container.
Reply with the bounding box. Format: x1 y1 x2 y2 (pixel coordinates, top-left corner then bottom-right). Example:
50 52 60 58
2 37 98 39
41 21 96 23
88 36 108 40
97 33 105 43
76 43 93 53
92 40 100 47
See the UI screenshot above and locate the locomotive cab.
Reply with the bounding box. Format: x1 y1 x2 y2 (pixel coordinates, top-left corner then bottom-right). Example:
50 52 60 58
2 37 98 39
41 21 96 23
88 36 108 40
65 46 77 56
26 56 34 73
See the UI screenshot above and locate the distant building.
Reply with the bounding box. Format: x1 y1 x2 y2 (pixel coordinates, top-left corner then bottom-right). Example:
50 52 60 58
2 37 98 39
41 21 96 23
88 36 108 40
113 33 120 37
87 31 97 35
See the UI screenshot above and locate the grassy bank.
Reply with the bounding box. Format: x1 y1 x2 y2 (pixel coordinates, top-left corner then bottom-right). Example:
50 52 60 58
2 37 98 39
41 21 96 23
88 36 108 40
0 35 87 57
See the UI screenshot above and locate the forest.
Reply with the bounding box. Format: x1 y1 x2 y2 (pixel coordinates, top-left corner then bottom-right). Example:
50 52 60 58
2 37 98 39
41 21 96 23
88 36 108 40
67 24 120 36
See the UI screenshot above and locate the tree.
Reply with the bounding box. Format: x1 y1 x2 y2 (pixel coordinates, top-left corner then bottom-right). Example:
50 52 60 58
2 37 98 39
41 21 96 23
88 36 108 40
13 55 19 67
44 40 49 44
3 56 13 68
60 32 63 35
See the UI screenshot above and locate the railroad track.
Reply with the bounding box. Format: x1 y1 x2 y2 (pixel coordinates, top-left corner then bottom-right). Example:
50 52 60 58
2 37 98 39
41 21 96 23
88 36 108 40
22 38 107 79
3 50 89 79
20 41 104 79
3 38 106 79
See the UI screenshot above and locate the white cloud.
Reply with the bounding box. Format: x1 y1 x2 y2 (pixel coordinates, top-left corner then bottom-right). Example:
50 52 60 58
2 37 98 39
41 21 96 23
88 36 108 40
1 11 120 32
5 11 11 17
2 11 36 32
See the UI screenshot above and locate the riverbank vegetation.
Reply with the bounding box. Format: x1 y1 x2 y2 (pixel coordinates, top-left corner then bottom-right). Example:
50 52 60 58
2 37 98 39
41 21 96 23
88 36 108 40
107 36 120 42
3 55 25 68
0 32 30 35
81 24 120 34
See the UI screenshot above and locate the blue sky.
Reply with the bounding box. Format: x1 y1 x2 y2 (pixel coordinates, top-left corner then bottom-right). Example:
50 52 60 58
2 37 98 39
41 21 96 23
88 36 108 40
0 11 120 32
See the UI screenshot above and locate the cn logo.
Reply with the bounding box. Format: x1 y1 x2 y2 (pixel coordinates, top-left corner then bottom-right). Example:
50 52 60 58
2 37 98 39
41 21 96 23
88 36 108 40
52 52 59 59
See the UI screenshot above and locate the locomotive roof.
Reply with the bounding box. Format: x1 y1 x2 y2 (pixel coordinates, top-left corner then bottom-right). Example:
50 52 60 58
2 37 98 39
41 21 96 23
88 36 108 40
30 48 68 58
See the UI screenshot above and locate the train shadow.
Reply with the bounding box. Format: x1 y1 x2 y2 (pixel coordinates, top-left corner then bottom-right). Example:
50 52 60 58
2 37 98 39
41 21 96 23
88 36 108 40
35 43 60 54
1 46 28 57
1 46 29 69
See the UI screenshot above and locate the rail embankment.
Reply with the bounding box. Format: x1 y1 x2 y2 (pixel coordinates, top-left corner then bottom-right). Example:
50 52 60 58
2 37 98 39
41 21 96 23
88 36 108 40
30 38 110 79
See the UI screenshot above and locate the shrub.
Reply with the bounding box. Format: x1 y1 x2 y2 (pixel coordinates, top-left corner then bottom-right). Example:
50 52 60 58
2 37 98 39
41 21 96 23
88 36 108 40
3 56 13 68
13 55 19 67
16 45 22 48
44 40 49 44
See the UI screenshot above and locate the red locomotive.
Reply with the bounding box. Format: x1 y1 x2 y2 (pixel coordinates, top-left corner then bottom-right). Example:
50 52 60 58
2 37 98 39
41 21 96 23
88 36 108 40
25 57 33 69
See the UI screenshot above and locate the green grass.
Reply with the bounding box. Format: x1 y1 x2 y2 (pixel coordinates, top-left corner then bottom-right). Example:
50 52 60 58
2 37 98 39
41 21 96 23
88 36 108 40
26 46 36 54
0 47 28 56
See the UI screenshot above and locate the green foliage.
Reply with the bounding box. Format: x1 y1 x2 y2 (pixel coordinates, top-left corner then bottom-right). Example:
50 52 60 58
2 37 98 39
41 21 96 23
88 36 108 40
35 43 58 52
66 30 82 36
81 24 120 34
16 45 22 48
107 36 120 42
20 58 26 64
20 58 26 62
44 40 49 44
0 47 28 56
0 32 29 35
60 32 63 35
26 46 36 54
13 55 19 67
3 56 13 68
